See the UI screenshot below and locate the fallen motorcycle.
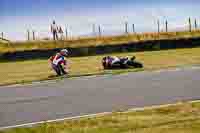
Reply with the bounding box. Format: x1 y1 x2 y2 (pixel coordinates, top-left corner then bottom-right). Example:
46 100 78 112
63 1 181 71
102 56 143 69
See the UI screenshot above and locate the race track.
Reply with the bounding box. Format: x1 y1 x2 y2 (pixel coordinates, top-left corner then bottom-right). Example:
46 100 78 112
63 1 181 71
0 67 200 129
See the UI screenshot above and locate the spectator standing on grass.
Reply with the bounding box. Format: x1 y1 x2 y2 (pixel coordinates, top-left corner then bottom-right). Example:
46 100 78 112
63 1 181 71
58 26 64 40
51 20 58 40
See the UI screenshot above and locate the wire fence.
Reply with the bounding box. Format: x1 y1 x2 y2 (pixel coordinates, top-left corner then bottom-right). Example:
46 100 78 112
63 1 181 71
1 17 199 41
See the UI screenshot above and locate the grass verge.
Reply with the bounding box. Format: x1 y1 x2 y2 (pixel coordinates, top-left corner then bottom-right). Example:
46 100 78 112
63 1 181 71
1 47 200 86
1 101 200 133
1 30 200 53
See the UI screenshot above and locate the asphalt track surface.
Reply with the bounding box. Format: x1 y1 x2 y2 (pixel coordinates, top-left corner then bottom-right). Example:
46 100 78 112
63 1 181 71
0 67 200 129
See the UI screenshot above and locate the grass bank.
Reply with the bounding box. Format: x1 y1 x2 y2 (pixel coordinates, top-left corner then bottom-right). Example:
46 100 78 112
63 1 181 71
1 101 200 133
1 47 200 86
1 30 200 53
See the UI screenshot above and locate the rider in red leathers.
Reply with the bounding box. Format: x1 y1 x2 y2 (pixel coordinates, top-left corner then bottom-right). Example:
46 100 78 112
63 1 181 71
49 49 69 76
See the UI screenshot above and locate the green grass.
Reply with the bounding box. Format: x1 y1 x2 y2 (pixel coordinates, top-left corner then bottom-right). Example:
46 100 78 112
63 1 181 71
1 30 200 53
1 47 200 86
1 101 200 133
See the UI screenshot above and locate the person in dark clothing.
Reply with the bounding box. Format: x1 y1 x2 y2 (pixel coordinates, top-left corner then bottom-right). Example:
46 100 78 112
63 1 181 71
58 26 64 40
51 20 58 40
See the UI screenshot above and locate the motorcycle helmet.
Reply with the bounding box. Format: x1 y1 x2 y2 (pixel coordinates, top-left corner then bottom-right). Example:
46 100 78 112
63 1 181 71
60 49 69 56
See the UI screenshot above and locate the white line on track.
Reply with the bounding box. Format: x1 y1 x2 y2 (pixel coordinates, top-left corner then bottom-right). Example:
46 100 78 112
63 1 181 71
0 100 199 131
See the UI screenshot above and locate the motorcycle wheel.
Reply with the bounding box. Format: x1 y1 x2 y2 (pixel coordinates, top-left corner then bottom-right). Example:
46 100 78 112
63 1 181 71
127 61 143 68
133 61 143 68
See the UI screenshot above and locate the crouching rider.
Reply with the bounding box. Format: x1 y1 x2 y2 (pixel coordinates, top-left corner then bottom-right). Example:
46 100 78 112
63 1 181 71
49 49 69 76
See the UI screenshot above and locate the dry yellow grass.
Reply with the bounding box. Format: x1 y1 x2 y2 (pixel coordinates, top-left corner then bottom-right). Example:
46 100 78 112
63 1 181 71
1 101 200 133
0 47 200 86
1 30 200 53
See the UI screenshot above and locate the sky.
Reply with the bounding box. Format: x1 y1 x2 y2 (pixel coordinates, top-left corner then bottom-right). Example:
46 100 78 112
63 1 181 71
1 0 200 41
